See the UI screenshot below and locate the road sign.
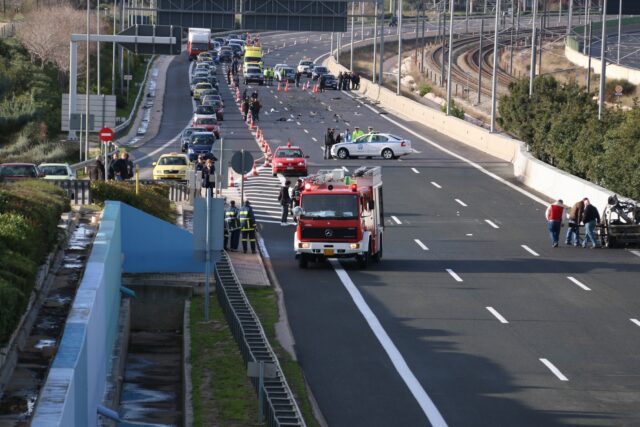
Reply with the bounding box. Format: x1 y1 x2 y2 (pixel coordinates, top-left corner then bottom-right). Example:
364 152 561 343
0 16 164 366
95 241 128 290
117 24 181 55
124 75 133 81
247 361 277 379
68 113 95 132
231 150 254 175
615 85 623 94
99 127 114 142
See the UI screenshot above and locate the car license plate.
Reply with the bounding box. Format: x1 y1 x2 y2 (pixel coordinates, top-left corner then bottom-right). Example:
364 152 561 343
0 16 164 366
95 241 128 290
287 166 294 170
323 249 334 256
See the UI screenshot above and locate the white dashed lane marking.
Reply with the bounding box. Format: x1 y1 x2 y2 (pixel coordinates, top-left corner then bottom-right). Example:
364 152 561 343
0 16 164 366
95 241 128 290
455 199 467 207
391 216 402 225
540 358 569 381
414 239 429 251
486 307 509 324
521 245 540 257
431 181 442 189
446 269 463 282
484 219 500 229
411 168 420 174
567 276 591 291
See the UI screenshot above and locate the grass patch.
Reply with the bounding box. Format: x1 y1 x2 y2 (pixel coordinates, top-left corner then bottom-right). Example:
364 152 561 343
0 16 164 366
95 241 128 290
245 288 320 427
190 295 258 426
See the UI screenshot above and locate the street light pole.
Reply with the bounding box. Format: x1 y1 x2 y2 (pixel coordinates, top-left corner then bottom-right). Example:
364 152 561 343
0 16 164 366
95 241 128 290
440 2 447 86
97 0 101 96
112 0 117 95
85 0 91 162
529 0 538 96
490 0 500 132
350 1 355 70
567 0 573 37
397 0 403 95
373 1 378 82
617 0 622 64
477 18 484 104
446 0 454 113
598 0 608 120
379 0 385 85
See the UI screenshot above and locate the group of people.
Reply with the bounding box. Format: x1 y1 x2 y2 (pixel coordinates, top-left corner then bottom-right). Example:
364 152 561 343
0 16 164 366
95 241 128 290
336 72 360 91
278 179 303 225
89 151 134 181
322 126 373 159
241 92 262 122
262 68 275 85
226 60 241 87
546 198 601 248
224 199 258 253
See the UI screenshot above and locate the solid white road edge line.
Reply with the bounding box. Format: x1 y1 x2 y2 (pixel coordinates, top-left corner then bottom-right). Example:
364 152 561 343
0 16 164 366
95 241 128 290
567 276 592 291
257 237 270 258
539 358 569 381
329 259 448 427
414 239 429 251
630 250 640 258
430 181 442 189
391 215 402 225
484 219 500 229
630 319 640 327
446 269 463 282
338 91 550 207
486 307 509 324
454 199 467 207
521 245 540 257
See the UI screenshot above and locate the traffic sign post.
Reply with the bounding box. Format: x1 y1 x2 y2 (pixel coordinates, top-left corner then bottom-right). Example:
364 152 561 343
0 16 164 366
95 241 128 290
231 150 254 206
99 127 114 142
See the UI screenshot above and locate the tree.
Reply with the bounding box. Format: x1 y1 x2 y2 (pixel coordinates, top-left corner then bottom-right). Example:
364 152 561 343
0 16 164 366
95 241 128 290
601 108 640 200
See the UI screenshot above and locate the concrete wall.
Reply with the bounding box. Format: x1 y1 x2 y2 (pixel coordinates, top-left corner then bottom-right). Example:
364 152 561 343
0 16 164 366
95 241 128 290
324 57 624 209
32 202 123 427
33 201 211 426
564 44 640 85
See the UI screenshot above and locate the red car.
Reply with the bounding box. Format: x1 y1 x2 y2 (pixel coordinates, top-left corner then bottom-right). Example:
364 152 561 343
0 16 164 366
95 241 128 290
0 163 42 181
192 117 220 139
272 143 308 177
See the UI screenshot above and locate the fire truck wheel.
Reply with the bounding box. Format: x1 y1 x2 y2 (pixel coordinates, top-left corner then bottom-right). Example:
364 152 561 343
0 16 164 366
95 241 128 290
372 238 382 263
357 247 370 269
337 148 350 159
298 254 309 268
381 148 395 160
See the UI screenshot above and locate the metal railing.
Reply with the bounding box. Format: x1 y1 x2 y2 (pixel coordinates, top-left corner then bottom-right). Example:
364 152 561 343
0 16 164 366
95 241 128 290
214 253 306 427
48 179 190 205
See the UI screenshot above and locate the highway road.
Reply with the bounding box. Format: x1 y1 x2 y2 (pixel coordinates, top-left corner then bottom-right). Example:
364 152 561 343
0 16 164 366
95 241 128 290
127 29 640 427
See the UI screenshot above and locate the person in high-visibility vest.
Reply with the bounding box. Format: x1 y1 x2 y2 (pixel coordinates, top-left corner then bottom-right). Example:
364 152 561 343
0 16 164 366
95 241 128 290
224 200 240 251
351 126 365 142
239 200 257 254
263 67 269 85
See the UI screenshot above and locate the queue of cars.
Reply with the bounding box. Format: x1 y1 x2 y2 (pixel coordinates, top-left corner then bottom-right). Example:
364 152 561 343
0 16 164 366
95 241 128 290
0 162 75 181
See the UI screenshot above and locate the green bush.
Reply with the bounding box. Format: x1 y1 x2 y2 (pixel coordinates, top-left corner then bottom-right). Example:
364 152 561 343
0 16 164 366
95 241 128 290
441 99 465 119
418 83 432 97
91 181 175 222
0 180 69 345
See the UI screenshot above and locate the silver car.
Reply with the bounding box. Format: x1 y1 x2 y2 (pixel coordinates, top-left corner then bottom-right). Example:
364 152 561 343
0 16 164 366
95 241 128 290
330 133 412 160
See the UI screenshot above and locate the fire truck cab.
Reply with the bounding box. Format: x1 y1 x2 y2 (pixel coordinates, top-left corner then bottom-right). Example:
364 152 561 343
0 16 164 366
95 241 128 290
293 167 384 268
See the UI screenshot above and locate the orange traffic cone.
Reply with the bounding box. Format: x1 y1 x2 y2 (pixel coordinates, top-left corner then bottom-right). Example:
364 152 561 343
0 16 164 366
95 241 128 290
277 82 281 92
263 154 271 167
251 161 258 176
250 116 255 130
284 81 289 92
312 84 318 94
229 171 235 187
246 111 252 124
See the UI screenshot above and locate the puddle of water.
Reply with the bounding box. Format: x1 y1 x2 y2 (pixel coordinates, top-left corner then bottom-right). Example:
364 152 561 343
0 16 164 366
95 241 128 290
67 223 94 251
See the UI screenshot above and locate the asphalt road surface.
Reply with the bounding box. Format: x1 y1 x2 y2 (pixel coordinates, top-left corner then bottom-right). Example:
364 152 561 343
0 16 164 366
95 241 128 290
129 29 640 427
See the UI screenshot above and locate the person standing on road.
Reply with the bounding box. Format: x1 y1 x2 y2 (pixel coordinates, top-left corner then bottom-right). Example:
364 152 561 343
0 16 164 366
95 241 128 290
123 152 134 180
224 200 240 251
295 71 301 88
239 200 257 254
323 127 334 159
545 199 565 247
278 180 292 225
343 128 351 143
344 72 351 90
337 72 343 91
352 126 364 141
242 98 250 121
581 198 601 248
263 67 269 85
565 199 584 246
251 98 261 122
226 68 231 85
319 74 326 92
201 158 216 197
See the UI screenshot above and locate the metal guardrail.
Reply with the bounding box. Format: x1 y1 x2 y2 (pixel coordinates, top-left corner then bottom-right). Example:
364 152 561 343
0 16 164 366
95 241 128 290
48 179 190 205
214 253 306 427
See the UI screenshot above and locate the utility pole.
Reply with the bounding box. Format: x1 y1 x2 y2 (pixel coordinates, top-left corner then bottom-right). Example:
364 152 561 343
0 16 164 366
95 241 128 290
350 1 355 70
421 3 426 73
97 0 101 96
617 0 622 64
529 0 538 96
397 0 403 94
361 2 365 41
509 0 515 74
587 20 593 91
379 0 385 85
112 0 117 95
490 0 500 132
583 0 591 54
465 0 469 33
478 18 484 104
446 0 454 113
441 1 447 86
598 0 608 120
85 0 90 162
120 0 125 95
538 0 545 72
373 1 378 82
567 0 573 37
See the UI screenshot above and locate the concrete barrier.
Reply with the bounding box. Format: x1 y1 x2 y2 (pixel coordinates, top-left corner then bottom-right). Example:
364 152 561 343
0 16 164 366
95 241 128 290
325 57 621 209
564 44 640 84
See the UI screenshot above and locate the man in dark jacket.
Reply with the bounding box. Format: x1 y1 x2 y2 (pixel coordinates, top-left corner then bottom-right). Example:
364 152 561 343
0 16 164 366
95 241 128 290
278 180 292 225
201 158 216 197
110 153 128 181
89 156 105 181
239 200 257 253
581 198 601 248
323 128 334 160
565 199 584 246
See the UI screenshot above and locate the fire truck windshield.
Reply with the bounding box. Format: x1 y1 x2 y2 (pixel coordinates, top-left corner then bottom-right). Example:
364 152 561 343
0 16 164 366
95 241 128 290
301 194 358 219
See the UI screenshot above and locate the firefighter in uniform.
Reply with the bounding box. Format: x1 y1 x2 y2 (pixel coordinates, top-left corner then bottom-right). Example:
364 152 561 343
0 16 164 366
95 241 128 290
224 200 240 251
239 200 257 254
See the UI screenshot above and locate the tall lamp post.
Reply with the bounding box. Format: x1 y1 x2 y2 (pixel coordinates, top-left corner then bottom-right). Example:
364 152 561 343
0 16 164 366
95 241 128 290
598 0 608 120
490 0 500 132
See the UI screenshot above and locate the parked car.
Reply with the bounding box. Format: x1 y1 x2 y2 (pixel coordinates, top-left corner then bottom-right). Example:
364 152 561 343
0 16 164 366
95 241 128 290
312 66 329 80
275 66 296 82
271 144 308 177
0 163 41 181
297 60 315 76
201 99 224 121
330 133 413 160
192 116 220 138
323 74 338 89
152 153 191 181
219 47 233 62
181 127 201 152
187 132 217 161
193 82 214 100
38 163 75 180
190 76 208 95
202 94 223 106
243 66 264 85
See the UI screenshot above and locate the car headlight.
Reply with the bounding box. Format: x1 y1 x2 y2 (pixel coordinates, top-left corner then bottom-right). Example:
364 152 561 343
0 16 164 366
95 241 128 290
350 243 360 249
298 162 305 166
298 242 310 249
188 148 194 153
277 162 284 167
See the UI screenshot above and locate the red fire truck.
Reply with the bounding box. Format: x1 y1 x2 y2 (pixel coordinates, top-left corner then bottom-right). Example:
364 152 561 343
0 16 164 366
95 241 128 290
293 167 384 268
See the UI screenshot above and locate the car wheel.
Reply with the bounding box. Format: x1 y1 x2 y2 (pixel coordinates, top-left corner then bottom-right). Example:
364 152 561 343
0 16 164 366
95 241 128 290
381 148 394 160
337 148 349 159
371 237 382 263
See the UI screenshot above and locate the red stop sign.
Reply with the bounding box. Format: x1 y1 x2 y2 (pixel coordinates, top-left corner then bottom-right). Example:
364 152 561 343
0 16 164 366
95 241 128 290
99 127 114 142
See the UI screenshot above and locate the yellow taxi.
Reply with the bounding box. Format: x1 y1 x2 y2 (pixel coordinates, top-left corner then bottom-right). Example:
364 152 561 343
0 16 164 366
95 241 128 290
152 153 191 181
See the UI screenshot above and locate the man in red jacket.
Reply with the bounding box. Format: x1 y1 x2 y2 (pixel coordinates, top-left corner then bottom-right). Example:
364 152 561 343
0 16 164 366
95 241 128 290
545 199 565 247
